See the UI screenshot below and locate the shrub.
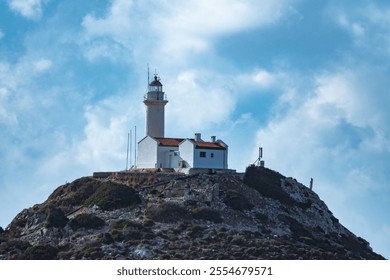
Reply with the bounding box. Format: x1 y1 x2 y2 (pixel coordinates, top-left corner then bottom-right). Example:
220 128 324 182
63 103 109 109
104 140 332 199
69 213 105 230
278 214 313 239
146 202 190 223
110 219 145 231
187 225 206 238
84 182 141 210
22 245 58 260
96 233 114 244
143 219 155 227
254 212 269 222
76 244 104 259
224 190 253 211
0 240 30 255
109 219 151 242
49 177 101 209
110 229 143 242
191 207 222 223
45 205 69 228
244 166 294 205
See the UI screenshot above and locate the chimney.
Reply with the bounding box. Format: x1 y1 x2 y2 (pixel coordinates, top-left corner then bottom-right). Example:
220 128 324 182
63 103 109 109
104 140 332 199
211 136 216 143
195 133 201 141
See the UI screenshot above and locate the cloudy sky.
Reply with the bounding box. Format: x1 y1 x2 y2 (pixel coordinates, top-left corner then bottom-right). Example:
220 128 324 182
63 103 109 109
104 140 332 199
1 0 389 258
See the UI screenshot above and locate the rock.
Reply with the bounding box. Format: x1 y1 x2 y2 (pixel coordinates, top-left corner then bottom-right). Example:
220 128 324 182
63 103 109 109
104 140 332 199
0 167 385 260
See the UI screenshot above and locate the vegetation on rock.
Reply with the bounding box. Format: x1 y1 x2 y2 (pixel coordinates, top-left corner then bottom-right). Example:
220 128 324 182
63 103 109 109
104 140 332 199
223 189 254 211
0 168 385 260
191 207 222 223
22 245 58 260
244 165 294 205
45 205 68 228
146 202 190 223
49 177 101 210
84 181 141 210
69 213 105 230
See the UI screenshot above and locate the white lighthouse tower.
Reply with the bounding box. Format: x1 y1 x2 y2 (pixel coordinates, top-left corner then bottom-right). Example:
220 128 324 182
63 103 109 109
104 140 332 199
144 74 168 138
138 72 229 172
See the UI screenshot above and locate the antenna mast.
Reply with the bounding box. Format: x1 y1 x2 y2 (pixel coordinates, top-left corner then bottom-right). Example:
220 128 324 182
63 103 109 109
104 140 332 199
254 146 265 167
147 63 150 85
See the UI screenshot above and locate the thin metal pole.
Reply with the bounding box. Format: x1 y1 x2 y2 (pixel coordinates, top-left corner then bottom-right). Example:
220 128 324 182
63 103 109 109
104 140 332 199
134 126 137 167
126 132 129 170
129 129 132 168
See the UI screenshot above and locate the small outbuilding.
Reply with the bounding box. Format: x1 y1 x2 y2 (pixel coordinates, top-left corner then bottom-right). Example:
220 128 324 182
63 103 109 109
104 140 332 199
137 133 228 170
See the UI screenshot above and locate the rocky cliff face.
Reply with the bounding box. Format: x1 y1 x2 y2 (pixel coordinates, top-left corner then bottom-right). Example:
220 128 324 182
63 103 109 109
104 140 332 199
0 166 384 260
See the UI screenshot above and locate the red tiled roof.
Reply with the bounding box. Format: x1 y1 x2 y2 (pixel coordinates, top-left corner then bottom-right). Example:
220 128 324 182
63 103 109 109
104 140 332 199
155 137 227 150
194 140 226 150
155 137 184 147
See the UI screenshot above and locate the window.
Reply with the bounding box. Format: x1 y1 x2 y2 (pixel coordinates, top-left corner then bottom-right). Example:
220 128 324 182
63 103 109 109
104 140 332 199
200 151 206 158
211 153 214 158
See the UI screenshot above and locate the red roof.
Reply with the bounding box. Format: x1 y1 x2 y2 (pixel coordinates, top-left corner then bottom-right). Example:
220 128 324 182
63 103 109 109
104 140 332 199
155 137 184 147
194 140 226 150
154 137 227 150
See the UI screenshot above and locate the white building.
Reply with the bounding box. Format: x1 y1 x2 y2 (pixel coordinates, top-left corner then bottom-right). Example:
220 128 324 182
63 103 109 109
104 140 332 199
137 74 229 172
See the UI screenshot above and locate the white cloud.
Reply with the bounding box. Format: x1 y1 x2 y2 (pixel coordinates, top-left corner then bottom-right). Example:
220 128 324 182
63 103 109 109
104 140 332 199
80 0 295 64
331 3 390 56
0 29 4 40
75 106 129 167
81 0 135 62
254 66 390 258
152 0 293 61
165 70 235 133
257 67 390 173
82 0 133 39
34 58 52 72
35 91 141 180
365 4 390 26
336 13 365 37
0 87 18 126
236 69 282 90
7 0 47 20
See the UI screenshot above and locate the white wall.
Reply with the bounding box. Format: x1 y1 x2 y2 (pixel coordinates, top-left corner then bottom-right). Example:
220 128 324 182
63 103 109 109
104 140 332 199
179 140 194 168
157 146 180 168
145 101 167 138
137 136 158 168
193 148 227 169
138 137 228 169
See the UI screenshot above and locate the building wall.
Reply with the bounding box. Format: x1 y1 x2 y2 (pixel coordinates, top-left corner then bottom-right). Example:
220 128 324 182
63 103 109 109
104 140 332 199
157 146 180 168
138 137 228 170
145 101 166 138
179 140 194 168
137 136 158 168
193 148 227 169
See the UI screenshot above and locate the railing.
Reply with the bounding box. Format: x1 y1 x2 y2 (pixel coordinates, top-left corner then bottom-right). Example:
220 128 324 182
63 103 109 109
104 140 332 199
144 92 167 101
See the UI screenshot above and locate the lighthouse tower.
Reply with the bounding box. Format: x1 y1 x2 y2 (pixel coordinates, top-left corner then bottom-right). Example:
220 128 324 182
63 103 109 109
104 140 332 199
144 75 168 138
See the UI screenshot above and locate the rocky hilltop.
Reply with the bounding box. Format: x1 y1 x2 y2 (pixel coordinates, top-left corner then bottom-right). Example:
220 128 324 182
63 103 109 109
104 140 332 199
0 166 384 260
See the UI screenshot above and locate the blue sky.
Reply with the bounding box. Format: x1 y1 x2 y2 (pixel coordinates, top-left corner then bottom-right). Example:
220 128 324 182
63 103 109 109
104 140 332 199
0 0 389 258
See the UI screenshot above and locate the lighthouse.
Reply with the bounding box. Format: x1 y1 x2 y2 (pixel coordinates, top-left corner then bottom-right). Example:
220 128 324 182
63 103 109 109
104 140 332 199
138 72 229 172
143 75 168 138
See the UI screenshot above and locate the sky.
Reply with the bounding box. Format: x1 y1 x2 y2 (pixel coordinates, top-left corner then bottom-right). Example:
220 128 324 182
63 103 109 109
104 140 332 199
0 0 389 258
